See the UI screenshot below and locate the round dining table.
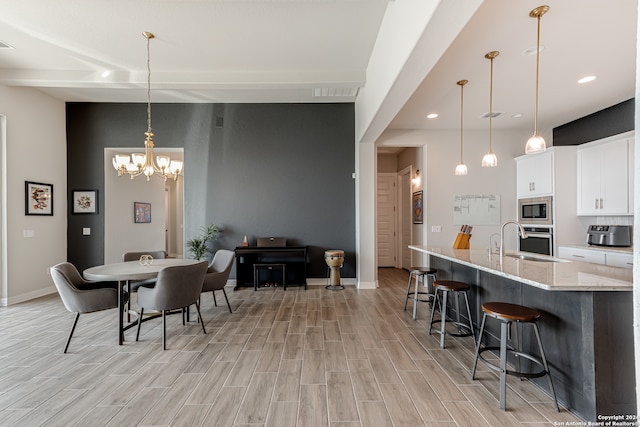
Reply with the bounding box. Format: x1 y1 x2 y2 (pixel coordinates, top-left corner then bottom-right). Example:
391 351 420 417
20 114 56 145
84 258 201 345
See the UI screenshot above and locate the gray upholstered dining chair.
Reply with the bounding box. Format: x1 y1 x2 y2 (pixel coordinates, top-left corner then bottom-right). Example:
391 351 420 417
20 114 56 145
135 261 208 350
50 262 124 353
122 250 166 319
202 249 235 313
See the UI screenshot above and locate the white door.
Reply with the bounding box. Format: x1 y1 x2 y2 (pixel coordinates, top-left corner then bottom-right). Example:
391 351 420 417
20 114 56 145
399 169 412 270
377 174 396 267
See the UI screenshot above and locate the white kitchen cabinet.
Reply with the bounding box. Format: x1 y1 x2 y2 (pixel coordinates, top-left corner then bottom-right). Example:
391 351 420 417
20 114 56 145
558 246 606 264
558 245 633 269
605 252 634 269
516 149 553 197
577 132 633 215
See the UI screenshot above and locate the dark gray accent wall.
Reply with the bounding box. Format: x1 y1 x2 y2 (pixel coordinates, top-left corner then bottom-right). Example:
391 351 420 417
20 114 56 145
553 98 634 145
66 103 356 278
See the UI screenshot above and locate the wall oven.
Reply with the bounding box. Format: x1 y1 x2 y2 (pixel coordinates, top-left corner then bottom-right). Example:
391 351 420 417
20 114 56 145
518 196 553 226
518 226 554 256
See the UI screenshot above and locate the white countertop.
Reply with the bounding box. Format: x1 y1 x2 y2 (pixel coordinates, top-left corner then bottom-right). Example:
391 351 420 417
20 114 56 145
559 244 633 254
409 246 633 291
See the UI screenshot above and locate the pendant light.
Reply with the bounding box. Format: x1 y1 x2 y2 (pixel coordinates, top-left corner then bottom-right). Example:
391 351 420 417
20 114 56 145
454 79 468 176
112 32 183 181
525 5 549 155
481 51 499 168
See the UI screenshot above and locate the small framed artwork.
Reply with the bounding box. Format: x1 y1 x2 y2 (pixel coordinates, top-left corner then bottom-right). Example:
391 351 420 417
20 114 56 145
72 190 98 214
25 181 53 216
134 202 151 223
412 191 423 224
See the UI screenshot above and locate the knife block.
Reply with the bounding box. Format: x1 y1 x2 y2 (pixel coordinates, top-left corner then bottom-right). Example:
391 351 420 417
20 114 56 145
452 233 471 249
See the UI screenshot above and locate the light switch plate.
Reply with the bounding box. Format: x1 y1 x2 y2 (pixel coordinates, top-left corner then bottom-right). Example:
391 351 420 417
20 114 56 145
431 226 442 233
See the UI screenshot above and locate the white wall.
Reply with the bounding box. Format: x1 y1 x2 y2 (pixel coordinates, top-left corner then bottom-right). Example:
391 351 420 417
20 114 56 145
378 128 529 253
0 85 67 305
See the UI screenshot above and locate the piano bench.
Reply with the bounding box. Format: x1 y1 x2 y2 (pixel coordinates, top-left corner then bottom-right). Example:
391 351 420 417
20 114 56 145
253 263 286 291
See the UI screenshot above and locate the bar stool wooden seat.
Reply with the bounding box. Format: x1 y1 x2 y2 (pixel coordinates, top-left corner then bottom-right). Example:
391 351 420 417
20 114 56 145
471 301 559 412
428 280 475 348
403 267 437 320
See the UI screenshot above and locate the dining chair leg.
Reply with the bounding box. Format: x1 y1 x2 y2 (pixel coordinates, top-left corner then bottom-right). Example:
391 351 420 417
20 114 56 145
222 289 232 313
212 291 218 307
162 311 167 351
64 312 80 354
135 308 144 341
125 280 131 323
195 301 207 334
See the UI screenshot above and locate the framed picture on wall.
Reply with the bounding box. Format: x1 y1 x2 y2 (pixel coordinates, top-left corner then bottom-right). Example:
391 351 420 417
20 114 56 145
412 191 423 224
134 202 151 223
25 181 53 216
72 190 98 214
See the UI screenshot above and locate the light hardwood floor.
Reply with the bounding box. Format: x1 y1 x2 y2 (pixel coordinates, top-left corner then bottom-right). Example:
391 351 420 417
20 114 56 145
0 268 583 426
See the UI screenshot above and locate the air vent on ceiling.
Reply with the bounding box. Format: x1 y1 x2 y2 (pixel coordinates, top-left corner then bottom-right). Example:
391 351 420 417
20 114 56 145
313 87 359 98
480 111 504 119
0 40 14 49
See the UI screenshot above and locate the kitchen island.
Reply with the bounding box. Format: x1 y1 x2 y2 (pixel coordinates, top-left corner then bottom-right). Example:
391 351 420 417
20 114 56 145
409 245 635 422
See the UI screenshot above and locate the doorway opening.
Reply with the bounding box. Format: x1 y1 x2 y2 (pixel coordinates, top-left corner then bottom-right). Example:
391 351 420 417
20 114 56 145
103 147 184 263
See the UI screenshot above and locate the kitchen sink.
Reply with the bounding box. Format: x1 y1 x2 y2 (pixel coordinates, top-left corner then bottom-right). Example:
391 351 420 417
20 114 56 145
504 253 570 263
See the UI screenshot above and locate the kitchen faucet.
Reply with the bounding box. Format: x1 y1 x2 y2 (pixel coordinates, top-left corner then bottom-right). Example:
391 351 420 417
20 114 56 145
500 220 528 259
488 233 500 254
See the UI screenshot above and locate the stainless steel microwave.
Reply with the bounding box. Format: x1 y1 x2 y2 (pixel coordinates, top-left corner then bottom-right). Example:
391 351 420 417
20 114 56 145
518 196 553 225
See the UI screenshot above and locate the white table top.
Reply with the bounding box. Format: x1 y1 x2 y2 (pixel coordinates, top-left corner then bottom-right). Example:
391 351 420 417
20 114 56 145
409 246 633 291
83 258 201 281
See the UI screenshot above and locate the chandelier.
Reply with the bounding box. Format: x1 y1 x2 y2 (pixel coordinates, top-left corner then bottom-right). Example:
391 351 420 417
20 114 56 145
112 32 183 181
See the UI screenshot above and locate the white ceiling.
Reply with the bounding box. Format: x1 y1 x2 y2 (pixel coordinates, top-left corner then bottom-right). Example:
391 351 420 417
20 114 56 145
0 0 636 134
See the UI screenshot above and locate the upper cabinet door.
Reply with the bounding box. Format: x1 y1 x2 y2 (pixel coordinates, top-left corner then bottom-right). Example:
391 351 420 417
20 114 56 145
516 150 553 198
577 132 633 215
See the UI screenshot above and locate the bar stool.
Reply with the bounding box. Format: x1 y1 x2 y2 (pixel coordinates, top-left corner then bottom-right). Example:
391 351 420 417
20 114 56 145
471 302 559 412
403 267 437 320
428 280 475 348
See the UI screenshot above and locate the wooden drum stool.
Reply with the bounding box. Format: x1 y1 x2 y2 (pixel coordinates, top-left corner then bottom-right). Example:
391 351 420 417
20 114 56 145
428 280 475 348
404 267 437 320
471 302 559 412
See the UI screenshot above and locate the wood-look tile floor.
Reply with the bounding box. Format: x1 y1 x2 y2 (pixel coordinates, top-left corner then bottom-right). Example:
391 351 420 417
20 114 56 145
0 268 583 426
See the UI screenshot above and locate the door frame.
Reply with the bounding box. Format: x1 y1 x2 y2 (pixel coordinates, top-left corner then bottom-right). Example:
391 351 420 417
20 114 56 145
398 165 412 269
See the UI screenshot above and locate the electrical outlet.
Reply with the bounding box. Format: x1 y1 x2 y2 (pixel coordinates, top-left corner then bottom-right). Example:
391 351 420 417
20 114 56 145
431 226 442 233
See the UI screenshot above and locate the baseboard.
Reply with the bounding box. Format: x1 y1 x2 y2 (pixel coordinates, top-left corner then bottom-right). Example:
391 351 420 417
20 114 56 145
356 280 378 289
1 286 57 306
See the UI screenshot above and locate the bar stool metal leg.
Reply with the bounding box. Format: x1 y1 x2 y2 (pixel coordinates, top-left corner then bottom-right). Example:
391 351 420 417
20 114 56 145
499 319 509 410
439 288 448 348
471 313 487 379
412 273 422 320
533 323 559 412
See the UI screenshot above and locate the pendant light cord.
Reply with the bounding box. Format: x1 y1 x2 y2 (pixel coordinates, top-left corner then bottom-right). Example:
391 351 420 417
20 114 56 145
534 14 541 136
146 33 152 134
460 83 464 162
489 55 494 152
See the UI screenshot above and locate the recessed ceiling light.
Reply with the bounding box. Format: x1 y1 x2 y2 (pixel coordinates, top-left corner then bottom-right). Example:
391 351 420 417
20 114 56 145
479 111 504 119
426 113 438 119
523 45 544 56
577 75 597 84
100 70 112 78
512 113 524 118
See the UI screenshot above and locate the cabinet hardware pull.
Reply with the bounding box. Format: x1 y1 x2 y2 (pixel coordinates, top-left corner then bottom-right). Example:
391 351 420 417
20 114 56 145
595 198 598 209
573 255 585 258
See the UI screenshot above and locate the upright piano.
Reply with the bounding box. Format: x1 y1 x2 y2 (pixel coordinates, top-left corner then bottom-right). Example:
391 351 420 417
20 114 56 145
234 246 307 289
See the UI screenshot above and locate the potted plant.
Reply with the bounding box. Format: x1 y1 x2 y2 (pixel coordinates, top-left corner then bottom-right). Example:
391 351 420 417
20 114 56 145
186 223 220 260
